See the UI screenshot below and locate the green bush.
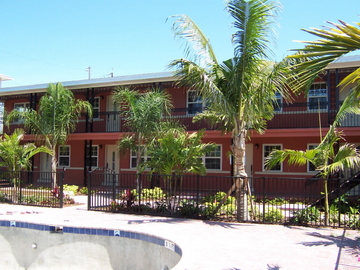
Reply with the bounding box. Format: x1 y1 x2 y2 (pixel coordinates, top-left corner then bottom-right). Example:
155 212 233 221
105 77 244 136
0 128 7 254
202 191 235 205
131 187 166 200
265 197 289 205
263 209 283 222
79 187 88 195
63 185 79 195
178 199 198 217
291 206 320 224
0 192 10 202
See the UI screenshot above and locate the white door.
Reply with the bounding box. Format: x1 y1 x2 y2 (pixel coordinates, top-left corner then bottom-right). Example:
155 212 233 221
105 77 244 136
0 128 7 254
106 96 120 132
103 145 119 186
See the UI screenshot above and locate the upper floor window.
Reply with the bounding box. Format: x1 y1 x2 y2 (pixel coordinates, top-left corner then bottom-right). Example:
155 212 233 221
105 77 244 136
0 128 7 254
58 145 70 167
93 97 100 119
14 102 30 112
308 83 327 110
187 90 203 115
203 145 221 170
263 144 282 172
13 102 30 123
273 92 282 112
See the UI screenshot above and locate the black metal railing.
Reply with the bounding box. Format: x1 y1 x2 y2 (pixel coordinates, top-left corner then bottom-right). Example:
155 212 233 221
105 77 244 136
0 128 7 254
4 103 359 135
88 172 360 228
0 170 65 208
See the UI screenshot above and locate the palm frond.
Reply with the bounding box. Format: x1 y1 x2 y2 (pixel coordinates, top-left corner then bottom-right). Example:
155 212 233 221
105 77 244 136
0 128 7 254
168 14 218 67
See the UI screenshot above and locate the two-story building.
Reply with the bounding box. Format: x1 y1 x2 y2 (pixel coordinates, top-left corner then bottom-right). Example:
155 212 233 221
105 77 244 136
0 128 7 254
0 56 359 189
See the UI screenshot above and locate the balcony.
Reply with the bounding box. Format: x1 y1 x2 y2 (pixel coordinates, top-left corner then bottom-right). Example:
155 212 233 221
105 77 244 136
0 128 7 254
3 104 359 135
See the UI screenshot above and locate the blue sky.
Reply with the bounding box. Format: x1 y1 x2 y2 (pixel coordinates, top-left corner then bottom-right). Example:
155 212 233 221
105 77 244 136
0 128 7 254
1 0 359 87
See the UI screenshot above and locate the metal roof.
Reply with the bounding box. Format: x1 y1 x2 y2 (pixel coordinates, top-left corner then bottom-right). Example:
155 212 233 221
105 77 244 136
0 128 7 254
0 72 176 96
326 55 360 69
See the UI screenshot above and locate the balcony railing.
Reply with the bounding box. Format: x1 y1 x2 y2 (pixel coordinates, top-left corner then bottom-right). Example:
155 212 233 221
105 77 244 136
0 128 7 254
3 103 359 135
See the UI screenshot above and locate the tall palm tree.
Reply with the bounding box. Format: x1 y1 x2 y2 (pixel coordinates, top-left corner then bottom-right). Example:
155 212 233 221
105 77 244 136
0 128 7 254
265 97 360 225
112 87 173 190
169 0 293 220
7 83 92 188
288 20 360 100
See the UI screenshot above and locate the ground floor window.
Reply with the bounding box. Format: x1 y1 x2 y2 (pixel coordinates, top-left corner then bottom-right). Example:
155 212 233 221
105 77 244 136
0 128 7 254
307 144 318 172
58 145 70 167
90 146 98 167
203 145 221 170
263 144 282 171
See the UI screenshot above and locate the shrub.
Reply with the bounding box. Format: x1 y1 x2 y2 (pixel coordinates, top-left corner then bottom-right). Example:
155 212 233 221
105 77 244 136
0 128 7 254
291 206 320 224
63 185 79 195
202 191 235 205
263 209 283 223
178 199 198 217
266 197 289 205
0 192 10 203
131 187 166 200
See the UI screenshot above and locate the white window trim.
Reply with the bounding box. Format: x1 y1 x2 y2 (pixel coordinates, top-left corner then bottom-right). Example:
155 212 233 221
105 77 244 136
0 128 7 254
58 145 71 167
14 102 30 110
308 83 328 112
203 144 222 171
263 144 283 172
187 89 204 115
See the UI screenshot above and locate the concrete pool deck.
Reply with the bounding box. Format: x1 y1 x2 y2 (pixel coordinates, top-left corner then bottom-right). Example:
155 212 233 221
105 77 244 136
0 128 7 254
0 196 359 270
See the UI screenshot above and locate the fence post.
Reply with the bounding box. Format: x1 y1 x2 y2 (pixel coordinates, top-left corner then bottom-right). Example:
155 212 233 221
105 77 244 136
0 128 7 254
196 175 200 217
112 172 116 202
138 173 142 212
262 177 266 222
87 171 91 211
18 171 22 204
59 169 65 208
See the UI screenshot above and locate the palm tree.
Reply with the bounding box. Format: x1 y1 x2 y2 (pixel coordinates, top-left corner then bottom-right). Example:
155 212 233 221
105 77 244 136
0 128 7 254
288 20 360 100
169 0 292 220
265 98 360 225
143 126 217 211
112 87 173 190
0 128 52 202
7 83 92 188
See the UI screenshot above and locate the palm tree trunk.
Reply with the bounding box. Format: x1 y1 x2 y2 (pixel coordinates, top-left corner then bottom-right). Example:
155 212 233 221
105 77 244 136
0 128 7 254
324 179 329 226
232 130 248 221
51 146 58 189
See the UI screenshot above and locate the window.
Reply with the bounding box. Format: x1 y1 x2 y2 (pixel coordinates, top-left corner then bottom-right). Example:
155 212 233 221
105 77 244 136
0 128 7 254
307 144 318 172
187 90 203 115
58 145 70 167
203 145 221 170
93 97 100 119
263 144 282 171
308 83 327 110
130 147 148 168
14 102 30 112
86 145 99 168
273 92 282 112
13 102 30 123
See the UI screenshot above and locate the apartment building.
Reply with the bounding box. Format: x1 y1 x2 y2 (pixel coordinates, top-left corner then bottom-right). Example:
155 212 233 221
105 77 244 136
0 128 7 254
0 56 359 187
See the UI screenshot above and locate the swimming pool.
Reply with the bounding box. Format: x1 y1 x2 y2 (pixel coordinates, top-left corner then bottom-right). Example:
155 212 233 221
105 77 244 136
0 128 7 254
0 220 182 269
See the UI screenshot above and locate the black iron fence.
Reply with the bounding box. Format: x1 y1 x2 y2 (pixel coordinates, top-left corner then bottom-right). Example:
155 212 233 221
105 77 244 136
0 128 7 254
0 170 65 208
88 171 360 228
